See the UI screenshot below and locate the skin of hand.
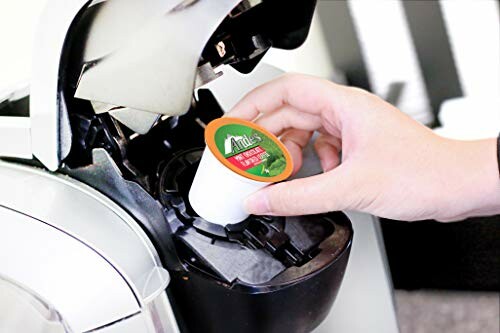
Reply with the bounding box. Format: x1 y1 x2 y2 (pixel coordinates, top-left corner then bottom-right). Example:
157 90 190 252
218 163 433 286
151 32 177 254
227 74 500 222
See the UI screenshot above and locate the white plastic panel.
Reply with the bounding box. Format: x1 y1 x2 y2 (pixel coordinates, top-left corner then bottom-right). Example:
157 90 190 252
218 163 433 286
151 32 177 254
0 276 69 333
95 293 180 333
0 161 169 306
263 12 337 79
0 206 140 332
200 63 284 112
0 117 32 158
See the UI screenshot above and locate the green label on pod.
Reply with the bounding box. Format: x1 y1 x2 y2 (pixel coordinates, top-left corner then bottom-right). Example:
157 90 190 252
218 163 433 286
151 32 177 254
210 121 290 179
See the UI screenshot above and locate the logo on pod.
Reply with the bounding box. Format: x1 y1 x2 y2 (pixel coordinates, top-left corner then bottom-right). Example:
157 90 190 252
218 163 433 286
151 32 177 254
224 133 262 155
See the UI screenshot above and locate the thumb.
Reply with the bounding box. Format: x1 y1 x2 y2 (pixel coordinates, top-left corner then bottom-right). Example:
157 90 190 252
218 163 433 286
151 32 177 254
244 165 357 216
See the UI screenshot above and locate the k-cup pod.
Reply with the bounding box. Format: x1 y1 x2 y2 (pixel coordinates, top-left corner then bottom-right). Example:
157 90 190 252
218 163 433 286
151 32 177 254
189 117 293 225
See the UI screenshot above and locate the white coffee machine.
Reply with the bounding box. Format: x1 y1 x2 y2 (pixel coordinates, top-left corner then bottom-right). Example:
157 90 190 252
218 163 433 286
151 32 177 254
0 1 353 332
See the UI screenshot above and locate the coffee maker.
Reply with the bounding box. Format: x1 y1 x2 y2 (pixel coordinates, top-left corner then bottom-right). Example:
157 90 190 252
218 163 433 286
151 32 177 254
0 1 352 332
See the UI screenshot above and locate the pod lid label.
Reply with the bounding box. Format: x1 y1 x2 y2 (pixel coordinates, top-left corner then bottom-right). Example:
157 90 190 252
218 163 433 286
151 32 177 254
205 118 293 182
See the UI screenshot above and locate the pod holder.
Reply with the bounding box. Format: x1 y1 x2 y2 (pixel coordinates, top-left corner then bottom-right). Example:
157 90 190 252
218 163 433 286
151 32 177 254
157 148 353 333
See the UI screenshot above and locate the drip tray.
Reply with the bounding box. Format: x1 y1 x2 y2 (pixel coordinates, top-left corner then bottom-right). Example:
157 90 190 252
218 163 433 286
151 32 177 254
158 149 342 285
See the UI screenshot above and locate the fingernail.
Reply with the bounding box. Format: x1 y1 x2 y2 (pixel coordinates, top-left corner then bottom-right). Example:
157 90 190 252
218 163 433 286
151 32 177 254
244 191 270 215
320 160 328 173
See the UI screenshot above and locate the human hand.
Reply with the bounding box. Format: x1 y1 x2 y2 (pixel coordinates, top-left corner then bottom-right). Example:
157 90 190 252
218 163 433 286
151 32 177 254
227 74 500 221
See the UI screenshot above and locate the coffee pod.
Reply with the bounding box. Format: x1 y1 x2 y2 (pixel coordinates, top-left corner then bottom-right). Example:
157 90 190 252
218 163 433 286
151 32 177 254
189 117 293 225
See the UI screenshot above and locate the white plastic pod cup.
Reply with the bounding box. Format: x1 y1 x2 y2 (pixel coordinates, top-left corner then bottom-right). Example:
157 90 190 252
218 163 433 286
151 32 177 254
189 117 293 226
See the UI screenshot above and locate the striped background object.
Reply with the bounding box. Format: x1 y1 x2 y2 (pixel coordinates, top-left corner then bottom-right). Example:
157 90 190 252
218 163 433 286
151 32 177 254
318 0 500 126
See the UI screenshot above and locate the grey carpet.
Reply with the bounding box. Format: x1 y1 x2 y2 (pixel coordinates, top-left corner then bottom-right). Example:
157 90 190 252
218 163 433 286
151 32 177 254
395 290 499 333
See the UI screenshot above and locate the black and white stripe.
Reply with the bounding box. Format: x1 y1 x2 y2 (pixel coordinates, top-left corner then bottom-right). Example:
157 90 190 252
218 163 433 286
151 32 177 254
318 0 500 126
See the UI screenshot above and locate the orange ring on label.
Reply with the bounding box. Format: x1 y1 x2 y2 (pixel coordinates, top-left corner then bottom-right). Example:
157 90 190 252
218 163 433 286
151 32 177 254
205 117 293 183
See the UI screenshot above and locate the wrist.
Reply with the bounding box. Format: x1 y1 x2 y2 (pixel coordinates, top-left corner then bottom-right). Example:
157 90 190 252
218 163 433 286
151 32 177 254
439 137 500 221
